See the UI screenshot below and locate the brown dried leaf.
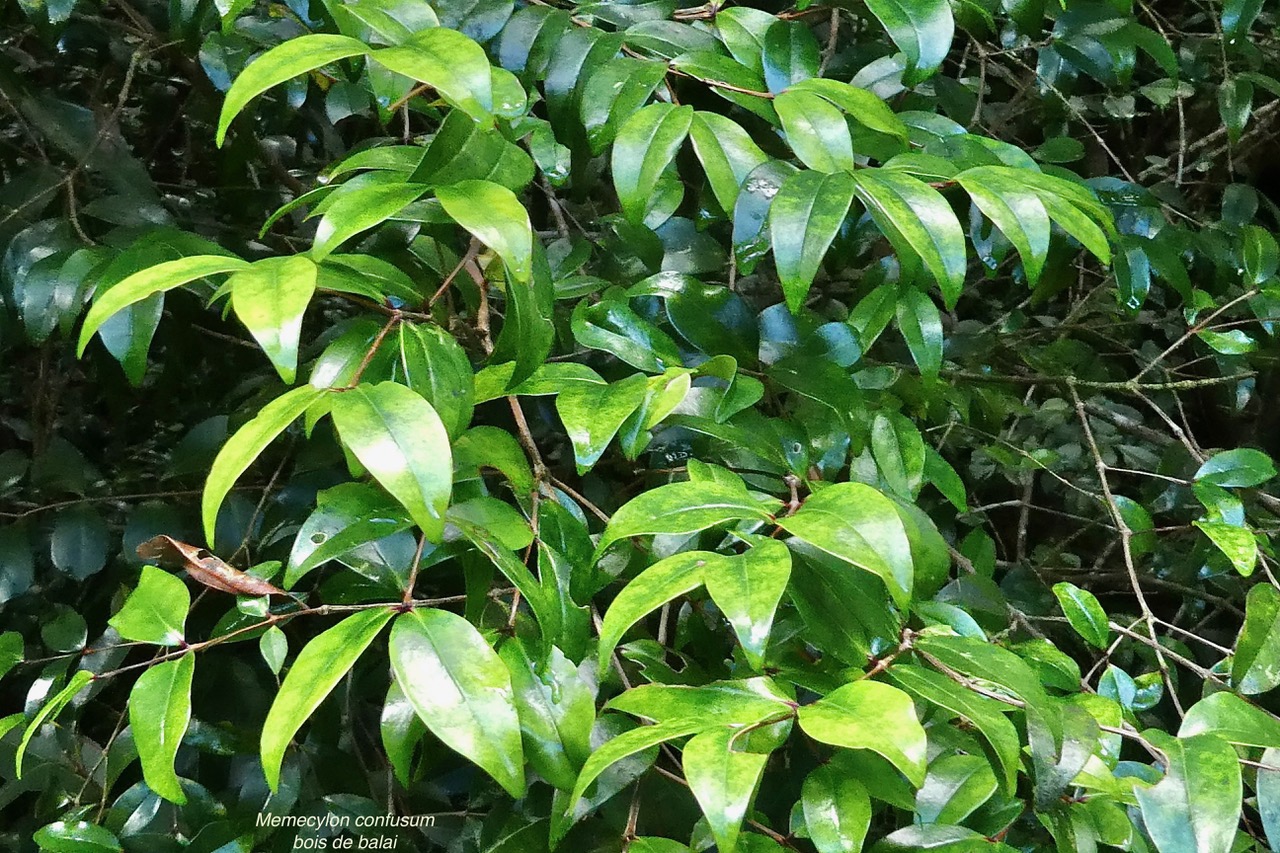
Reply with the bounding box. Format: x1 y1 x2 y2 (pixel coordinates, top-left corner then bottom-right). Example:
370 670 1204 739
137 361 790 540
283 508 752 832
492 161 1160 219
136 534 288 597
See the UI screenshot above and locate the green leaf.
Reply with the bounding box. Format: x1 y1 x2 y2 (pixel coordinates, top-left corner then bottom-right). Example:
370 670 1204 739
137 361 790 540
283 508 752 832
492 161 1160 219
1018 171 1114 264
77 256 249 358
775 90 856 174
50 506 109 580
330 382 453 543
715 7 772 75
203 385 326 544
862 0 955 85
1052 582 1111 649
777 483 914 610
787 78 910 142
914 754 997 825
581 57 669 154
216 34 369 145
612 103 694 223
852 170 966 308
797 681 928 786
802 763 871 853
629 840 691 853
1178 691 1280 748
555 373 649 474
1195 448 1277 488
606 678 795 727
571 298 685 373
491 242 556 388
310 181 430 261
895 289 944 378
109 565 189 646
0 632 22 682
597 479 777 556
17 669 94 778
260 626 287 675
436 179 532 283
762 19 819 93
32 821 122 853
371 28 494 122
381 678 425 787
410 109 533 189
1242 225 1278 285
228 256 317 384
567 718 703 810
396 322 474 441
1219 77 1254 144
390 608 525 797
286 483 411 588
688 112 769 214
1193 520 1256 576
500 641 595 792
670 52 775 122
770 170 856 313
597 552 716 672
704 539 791 671
957 166 1051 287
683 727 769 853
1135 732 1241 853
1234 584 1280 694
260 608 393 791
870 413 925 500
129 652 194 804
1223 0 1266 39
886 665 1020 795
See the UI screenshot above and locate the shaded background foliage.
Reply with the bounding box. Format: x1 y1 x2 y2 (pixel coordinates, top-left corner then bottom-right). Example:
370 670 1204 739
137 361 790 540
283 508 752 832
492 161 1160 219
4 0 1280 851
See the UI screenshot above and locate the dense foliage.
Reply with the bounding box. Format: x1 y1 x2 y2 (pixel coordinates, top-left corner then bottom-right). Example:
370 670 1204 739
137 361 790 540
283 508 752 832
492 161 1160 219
5 0 1280 850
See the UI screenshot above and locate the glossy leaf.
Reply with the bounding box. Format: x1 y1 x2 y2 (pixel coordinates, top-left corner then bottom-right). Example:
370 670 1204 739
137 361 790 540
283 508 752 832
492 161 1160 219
863 0 954 85
330 382 452 543
777 483 914 609
260 608 393 791
129 652 194 804
688 112 769 214
17 669 94 778
770 170 856 313
228 255 317 384
390 608 525 797
397 322 474 440
500 641 594 791
77 256 249 357
775 90 856 174
597 479 776 556
1195 448 1277 488
704 539 791 671
1234 584 1280 694
803 763 871 853
371 28 494 122
109 565 189 646
202 385 326 544
797 681 927 786
1135 732 1241 853
216 34 368 145
597 551 716 671
853 170 966 308
32 822 122 853
1052 582 1111 649
436 179 532 283
683 727 769 853
612 103 694 224
567 718 703 810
